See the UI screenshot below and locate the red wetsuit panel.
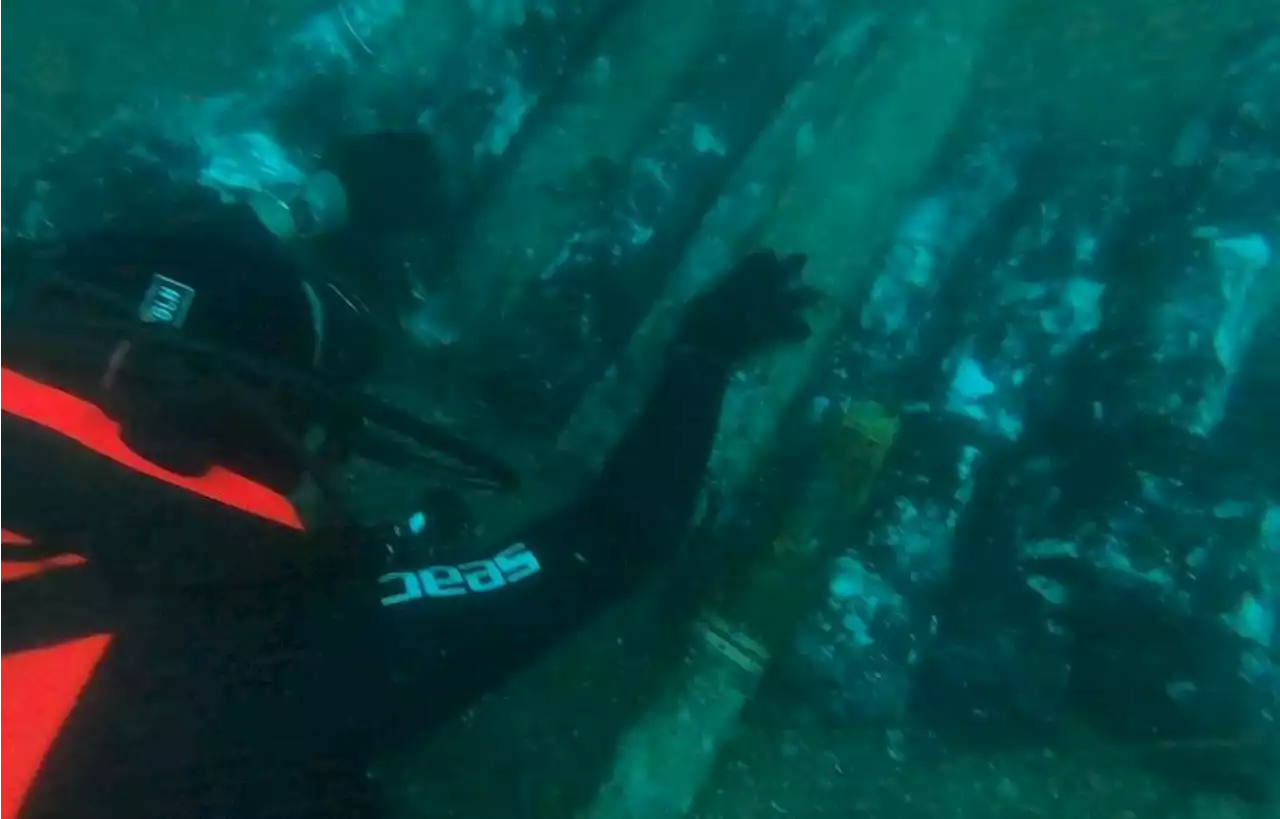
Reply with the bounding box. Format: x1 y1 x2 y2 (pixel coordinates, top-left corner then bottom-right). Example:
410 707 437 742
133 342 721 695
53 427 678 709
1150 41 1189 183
1 374 379 819
1 635 112 819
2 529 87 581
1 367 302 530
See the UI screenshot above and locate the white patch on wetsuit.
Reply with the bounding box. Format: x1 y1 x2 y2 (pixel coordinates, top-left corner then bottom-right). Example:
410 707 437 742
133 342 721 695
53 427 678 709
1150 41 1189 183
138 274 196 328
378 542 542 607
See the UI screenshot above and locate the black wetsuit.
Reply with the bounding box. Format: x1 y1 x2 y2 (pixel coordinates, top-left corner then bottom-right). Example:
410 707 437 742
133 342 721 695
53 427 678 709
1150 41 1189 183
1 217 813 818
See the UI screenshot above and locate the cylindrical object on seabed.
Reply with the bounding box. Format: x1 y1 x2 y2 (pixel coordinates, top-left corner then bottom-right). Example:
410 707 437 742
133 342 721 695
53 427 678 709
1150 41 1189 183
555 10 885 471
709 0 1011 494
581 402 897 819
443 0 744 329
576 3 1009 812
1010 31 1280 801
453 0 856 435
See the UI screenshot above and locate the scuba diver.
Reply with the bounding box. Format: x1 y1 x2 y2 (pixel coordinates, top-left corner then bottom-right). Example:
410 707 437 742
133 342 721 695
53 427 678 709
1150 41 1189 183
0 178 817 819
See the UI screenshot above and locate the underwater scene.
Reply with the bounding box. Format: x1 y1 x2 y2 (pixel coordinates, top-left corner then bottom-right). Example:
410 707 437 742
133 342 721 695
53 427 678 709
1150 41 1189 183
2 1 1277 817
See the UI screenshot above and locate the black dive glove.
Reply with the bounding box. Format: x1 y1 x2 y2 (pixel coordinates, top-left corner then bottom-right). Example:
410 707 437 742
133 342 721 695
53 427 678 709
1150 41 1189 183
676 250 818 365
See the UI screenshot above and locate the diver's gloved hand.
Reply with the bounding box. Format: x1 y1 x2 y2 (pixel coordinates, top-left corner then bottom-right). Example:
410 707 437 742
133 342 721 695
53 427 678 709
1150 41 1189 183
677 250 817 365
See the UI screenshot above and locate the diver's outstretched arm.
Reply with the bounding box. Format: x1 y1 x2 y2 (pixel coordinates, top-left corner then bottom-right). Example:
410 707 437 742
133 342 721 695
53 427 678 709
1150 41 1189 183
373 251 815 737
